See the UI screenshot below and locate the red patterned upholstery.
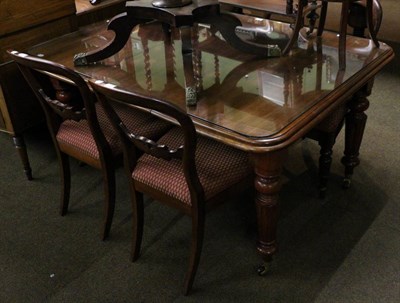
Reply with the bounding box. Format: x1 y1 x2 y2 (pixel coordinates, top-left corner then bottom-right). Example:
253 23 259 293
132 127 253 205
57 102 172 161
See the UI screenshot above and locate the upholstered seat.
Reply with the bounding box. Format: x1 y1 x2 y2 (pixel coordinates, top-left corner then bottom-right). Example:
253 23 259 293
90 79 254 295
8 50 172 240
57 102 169 161
133 127 252 206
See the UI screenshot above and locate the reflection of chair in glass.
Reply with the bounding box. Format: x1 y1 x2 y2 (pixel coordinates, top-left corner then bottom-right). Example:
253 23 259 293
91 80 253 295
8 50 172 240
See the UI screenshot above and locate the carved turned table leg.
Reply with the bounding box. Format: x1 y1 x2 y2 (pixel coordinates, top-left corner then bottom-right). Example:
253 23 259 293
318 132 337 198
341 85 371 188
251 149 287 274
12 134 33 180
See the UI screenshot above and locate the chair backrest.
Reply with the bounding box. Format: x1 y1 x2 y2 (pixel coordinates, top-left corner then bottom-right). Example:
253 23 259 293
7 50 111 160
348 0 382 34
89 79 204 208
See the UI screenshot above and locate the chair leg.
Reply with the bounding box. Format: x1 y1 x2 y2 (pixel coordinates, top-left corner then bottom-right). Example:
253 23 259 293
183 211 205 295
318 132 336 199
282 6 305 55
306 10 319 35
317 1 328 36
131 191 144 262
12 135 33 180
338 1 349 70
366 0 380 47
59 152 71 216
100 161 116 241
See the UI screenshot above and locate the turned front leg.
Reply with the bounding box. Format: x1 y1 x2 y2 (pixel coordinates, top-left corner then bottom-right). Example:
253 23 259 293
252 149 287 274
341 89 370 188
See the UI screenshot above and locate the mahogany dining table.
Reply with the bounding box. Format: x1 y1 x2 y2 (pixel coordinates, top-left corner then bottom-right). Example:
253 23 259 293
24 16 394 272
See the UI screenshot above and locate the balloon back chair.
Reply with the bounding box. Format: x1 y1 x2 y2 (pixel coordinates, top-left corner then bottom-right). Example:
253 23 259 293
8 50 172 240
90 79 254 295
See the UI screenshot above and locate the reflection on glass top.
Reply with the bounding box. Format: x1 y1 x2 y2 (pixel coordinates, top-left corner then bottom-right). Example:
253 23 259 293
27 20 389 139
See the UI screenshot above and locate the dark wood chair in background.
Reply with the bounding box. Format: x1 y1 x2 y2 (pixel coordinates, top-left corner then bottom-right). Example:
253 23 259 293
219 0 382 197
317 0 381 51
307 0 382 197
219 0 380 67
91 79 254 295
8 50 172 240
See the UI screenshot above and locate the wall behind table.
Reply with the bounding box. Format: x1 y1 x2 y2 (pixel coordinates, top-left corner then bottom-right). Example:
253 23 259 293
0 0 77 135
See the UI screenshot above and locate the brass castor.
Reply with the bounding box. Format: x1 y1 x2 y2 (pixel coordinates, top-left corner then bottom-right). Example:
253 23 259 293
256 262 271 276
343 178 351 189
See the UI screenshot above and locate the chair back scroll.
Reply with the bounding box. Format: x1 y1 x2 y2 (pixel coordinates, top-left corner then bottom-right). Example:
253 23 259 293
90 79 205 209
8 50 92 121
118 121 184 161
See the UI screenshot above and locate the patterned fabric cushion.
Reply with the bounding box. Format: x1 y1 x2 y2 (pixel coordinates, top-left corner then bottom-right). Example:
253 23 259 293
56 102 172 160
132 127 253 205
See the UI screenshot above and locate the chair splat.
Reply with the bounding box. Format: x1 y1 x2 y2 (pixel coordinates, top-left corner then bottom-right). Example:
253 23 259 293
120 121 184 160
38 89 86 122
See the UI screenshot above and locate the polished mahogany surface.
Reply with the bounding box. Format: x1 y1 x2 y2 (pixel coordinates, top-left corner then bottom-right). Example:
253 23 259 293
27 20 393 152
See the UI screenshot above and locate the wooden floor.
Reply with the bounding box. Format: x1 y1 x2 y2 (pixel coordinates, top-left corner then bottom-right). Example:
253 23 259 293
75 0 125 15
